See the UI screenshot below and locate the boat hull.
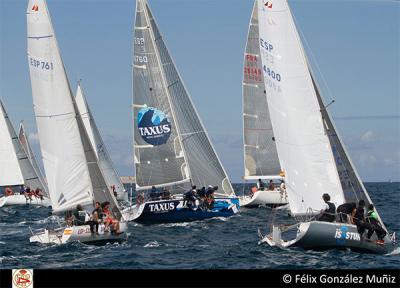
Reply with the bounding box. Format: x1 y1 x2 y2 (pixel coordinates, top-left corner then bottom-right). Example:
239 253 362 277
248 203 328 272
259 221 395 255
239 190 288 208
29 222 128 245
123 197 239 224
0 194 51 207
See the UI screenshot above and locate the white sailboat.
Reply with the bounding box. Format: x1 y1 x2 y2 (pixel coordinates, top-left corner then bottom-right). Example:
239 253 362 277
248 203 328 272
124 0 239 223
256 0 395 254
240 0 288 208
0 100 51 207
75 84 128 202
18 122 49 196
27 0 127 244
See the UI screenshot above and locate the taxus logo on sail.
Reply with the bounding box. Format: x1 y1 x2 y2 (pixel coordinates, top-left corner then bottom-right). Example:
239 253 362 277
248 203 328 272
137 107 171 145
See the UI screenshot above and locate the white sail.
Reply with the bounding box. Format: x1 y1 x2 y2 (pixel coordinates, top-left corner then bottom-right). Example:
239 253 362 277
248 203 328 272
75 84 126 200
133 0 235 196
243 1 281 180
27 0 94 213
257 0 344 215
18 122 49 197
0 100 24 187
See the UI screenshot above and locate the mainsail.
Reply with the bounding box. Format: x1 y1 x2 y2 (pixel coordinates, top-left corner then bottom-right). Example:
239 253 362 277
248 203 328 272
243 1 281 180
75 84 126 200
0 100 24 187
133 0 234 196
257 0 345 215
18 122 49 197
27 0 120 217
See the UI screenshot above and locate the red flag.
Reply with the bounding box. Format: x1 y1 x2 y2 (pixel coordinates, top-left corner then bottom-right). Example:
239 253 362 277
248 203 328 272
265 1 273 9
32 4 39 11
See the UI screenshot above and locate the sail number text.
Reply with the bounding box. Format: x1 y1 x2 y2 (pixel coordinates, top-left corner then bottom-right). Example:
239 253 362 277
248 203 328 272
29 57 54 70
135 55 148 63
263 65 281 82
134 37 145 45
260 38 274 52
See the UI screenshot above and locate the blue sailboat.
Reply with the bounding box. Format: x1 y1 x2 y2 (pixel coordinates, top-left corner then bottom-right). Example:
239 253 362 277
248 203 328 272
123 0 239 224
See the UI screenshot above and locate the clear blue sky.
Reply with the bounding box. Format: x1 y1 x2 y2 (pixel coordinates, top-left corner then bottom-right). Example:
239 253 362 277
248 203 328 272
0 0 399 183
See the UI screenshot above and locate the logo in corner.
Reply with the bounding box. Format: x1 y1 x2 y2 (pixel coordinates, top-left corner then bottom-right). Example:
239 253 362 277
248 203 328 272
137 107 171 146
12 269 33 288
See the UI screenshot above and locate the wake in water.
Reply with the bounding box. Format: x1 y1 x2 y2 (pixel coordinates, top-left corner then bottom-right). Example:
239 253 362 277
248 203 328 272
144 241 160 248
386 246 400 256
159 222 192 228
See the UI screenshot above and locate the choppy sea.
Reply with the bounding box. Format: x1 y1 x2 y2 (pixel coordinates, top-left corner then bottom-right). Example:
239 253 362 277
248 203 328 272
0 182 399 269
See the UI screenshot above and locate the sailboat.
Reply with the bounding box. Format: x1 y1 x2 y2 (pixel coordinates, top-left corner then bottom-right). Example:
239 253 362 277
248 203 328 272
256 0 396 254
75 84 128 202
18 122 49 197
124 0 239 223
27 0 127 244
240 0 288 208
0 100 51 207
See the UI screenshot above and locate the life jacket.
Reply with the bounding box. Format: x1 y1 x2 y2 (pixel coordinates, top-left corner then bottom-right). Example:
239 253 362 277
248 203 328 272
367 210 379 224
323 201 336 221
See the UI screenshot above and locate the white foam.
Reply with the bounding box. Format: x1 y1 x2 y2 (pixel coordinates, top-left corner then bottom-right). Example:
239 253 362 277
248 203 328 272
161 222 191 228
386 246 400 256
144 241 160 248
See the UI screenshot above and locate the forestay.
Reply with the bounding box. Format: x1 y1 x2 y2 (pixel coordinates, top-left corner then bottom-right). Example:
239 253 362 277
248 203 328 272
18 122 49 197
257 0 344 215
243 1 281 180
0 100 24 187
27 0 120 217
133 0 234 196
75 84 125 198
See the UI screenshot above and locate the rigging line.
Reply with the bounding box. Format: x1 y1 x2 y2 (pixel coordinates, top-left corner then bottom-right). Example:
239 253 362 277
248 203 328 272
290 9 335 104
327 127 360 202
320 100 335 111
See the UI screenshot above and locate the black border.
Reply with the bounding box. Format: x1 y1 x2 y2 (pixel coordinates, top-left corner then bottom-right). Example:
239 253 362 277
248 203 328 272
1 269 400 288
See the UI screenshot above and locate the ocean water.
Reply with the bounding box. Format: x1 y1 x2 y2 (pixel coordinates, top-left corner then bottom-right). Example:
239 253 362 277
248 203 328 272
0 182 399 269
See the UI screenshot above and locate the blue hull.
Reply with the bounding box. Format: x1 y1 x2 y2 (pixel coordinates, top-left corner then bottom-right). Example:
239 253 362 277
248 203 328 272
134 198 239 224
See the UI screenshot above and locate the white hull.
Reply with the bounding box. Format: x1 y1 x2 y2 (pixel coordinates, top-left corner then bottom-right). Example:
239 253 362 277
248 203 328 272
239 190 288 207
29 222 128 245
0 194 51 207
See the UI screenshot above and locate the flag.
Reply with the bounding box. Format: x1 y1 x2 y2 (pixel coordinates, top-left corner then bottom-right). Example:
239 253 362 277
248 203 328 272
32 4 39 11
